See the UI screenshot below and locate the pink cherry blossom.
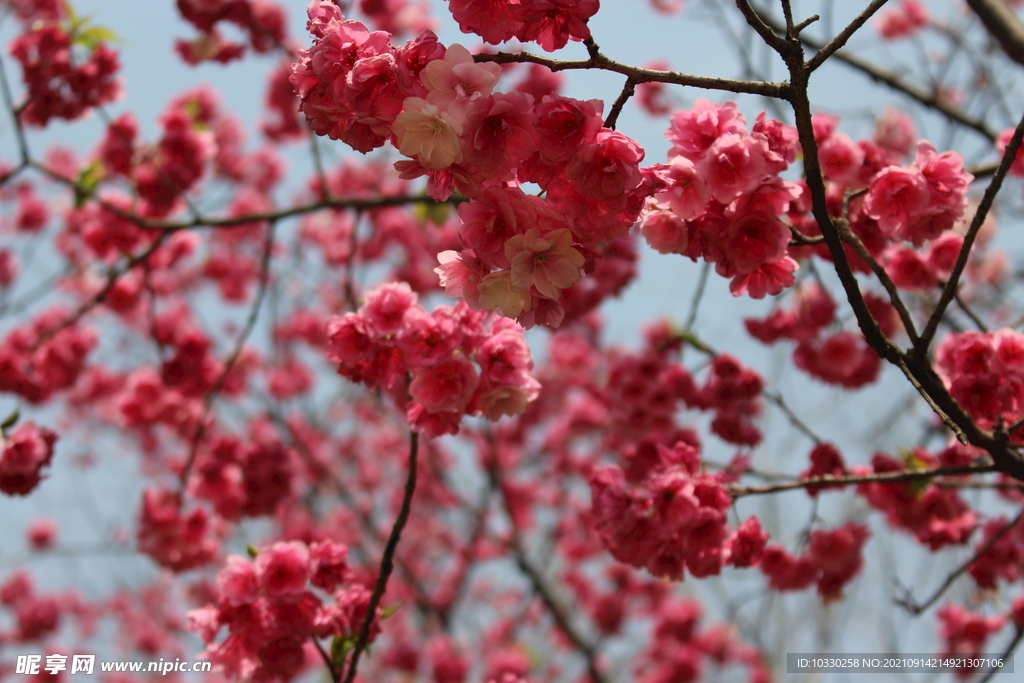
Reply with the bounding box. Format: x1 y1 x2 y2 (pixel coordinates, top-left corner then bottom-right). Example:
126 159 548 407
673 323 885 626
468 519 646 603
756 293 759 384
505 228 585 300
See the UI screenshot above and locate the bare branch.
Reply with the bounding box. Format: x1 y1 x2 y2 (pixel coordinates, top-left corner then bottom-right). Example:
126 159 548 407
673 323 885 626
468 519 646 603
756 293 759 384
474 49 790 99
806 0 891 72
343 430 420 683
897 506 1024 615
729 464 994 498
966 0 1024 67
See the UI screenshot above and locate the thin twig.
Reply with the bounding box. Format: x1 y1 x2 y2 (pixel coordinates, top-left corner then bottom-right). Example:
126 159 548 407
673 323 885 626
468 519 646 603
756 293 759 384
978 623 1024 683
178 221 277 492
474 48 789 99
729 464 994 498
896 506 1024 615
806 0 891 72
343 430 420 683
604 77 637 130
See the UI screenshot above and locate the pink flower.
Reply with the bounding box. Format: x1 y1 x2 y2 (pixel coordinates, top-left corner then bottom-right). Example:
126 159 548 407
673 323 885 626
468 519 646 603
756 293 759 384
458 186 544 268
696 133 768 204
254 541 311 600
505 228 585 300
566 129 645 202
392 97 465 170
26 517 57 550
420 43 501 108
359 282 419 334
818 132 864 184
515 0 599 51
653 157 710 221
665 98 746 161
461 92 539 178
217 555 260 606
640 210 692 256
410 356 479 414
0 421 58 496
874 107 917 160
477 271 532 319
883 245 937 290
435 250 485 308
876 0 929 40
863 165 930 238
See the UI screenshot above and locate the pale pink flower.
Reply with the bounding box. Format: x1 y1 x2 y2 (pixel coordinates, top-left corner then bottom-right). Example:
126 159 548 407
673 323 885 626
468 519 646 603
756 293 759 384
421 43 501 109
392 97 464 170
875 107 917 160
478 271 532 318
504 228 585 300
477 380 541 420
435 249 485 308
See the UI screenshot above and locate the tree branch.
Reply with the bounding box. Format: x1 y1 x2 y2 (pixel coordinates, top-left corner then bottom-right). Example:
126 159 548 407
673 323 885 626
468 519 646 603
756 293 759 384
806 0 891 72
896 506 1024 615
966 0 1024 67
729 464 994 498
474 49 789 99
343 430 420 683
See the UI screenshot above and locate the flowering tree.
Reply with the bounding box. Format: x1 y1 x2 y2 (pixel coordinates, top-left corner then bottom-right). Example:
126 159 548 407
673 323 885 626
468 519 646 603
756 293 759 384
5 0 1024 681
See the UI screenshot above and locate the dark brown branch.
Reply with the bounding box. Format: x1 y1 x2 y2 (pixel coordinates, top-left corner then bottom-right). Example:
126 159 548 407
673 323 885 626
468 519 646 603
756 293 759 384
978 622 1024 683
343 430 420 683
729 464 994 498
474 50 789 99
966 0 1024 67
897 506 1024 615
734 0 788 53
604 77 637 130
806 0 891 72
836 220 920 343
759 13 998 140
313 637 340 683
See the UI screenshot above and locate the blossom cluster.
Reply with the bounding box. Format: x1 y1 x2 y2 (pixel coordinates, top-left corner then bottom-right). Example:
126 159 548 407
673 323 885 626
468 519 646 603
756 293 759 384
745 283 891 389
0 421 58 496
292 2 655 327
189 540 374 683
9 14 121 126
326 282 540 437
0 307 96 404
641 99 801 297
856 447 978 550
759 523 870 602
589 440 767 581
936 329 1024 433
447 0 599 51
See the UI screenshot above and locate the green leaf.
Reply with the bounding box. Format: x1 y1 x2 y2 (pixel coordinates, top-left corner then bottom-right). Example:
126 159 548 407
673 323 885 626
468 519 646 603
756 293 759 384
330 634 355 669
246 544 259 559
413 196 449 226
380 602 401 619
73 160 104 207
1 408 20 431
74 25 120 50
